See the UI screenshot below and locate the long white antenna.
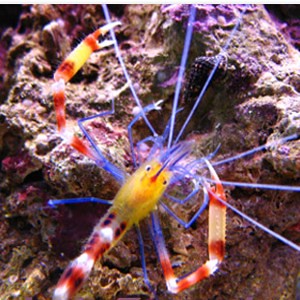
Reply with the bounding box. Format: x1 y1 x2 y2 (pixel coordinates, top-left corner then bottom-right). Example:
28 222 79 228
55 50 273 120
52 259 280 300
167 5 196 149
102 4 158 136
175 5 249 144
214 192 300 252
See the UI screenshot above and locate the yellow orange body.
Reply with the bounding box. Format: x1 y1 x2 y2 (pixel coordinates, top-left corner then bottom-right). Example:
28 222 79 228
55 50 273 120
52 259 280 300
113 159 172 228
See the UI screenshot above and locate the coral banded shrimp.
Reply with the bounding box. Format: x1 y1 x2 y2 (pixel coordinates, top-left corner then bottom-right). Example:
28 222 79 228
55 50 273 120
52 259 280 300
47 4 300 300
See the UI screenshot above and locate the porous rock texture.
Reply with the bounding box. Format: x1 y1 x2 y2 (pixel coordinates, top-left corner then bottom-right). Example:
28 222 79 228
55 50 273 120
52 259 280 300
0 4 299 299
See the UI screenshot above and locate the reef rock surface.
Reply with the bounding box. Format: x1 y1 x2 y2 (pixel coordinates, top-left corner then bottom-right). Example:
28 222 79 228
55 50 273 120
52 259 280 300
0 4 299 300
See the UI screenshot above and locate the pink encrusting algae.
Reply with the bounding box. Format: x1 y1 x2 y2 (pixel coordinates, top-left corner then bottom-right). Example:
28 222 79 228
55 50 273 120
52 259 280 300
0 4 299 299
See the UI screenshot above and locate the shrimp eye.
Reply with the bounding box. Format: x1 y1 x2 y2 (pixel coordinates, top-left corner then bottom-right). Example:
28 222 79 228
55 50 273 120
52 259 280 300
145 165 151 172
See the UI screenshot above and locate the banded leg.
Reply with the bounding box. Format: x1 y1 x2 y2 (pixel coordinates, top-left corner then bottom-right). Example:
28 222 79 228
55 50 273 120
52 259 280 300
204 159 226 263
52 22 121 162
53 206 129 300
151 163 226 293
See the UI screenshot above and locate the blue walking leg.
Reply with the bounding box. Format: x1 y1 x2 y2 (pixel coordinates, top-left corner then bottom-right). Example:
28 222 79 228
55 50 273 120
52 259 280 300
48 197 112 208
127 100 163 167
135 225 156 296
77 99 125 183
161 186 209 228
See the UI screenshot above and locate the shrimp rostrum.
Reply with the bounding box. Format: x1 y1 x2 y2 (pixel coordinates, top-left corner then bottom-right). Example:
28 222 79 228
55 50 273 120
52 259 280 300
48 4 300 300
